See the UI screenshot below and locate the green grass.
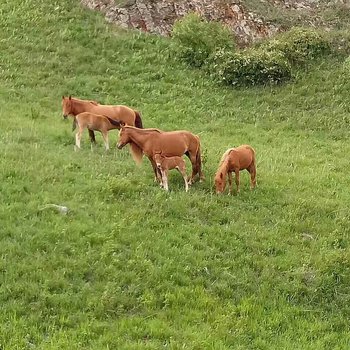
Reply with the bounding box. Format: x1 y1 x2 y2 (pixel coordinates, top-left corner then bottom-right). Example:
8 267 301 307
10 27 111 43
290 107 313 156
1 0 350 349
241 0 350 30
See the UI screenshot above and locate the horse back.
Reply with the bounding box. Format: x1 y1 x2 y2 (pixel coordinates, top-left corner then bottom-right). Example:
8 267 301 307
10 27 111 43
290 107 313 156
90 104 136 125
157 130 199 154
230 145 255 170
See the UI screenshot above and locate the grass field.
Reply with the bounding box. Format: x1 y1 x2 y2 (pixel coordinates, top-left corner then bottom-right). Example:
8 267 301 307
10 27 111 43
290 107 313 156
1 0 350 349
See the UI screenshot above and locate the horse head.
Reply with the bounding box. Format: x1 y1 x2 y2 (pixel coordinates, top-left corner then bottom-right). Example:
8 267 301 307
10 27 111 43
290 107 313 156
153 152 163 168
62 95 72 119
214 171 226 194
116 122 128 149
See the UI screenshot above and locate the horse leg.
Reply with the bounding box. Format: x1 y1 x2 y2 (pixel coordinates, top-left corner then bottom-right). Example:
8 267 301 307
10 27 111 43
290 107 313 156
248 163 257 189
158 169 164 188
149 156 162 183
196 148 204 182
162 170 169 191
187 152 198 185
228 171 233 195
88 129 96 144
235 169 240 194
75 129 82 151
102 130 109 151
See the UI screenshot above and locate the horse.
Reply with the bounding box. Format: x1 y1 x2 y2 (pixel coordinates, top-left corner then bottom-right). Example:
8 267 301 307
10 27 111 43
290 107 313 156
62 95 142 144
116 125 203 184
70 112 121 151
214 145 256 194
154 153 189 192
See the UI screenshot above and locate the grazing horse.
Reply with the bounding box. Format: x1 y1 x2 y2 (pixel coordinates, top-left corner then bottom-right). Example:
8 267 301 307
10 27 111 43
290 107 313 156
154 153 189 192
62 95 142 143
214 145 256 194
71 112 121 151
117 125 203 184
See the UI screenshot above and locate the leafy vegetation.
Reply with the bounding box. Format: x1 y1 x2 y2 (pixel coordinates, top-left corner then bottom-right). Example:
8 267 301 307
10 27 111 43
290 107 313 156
1 0 350 349
172 16 336 87
209 48 292 86
172 13 235 68
260 27 331 66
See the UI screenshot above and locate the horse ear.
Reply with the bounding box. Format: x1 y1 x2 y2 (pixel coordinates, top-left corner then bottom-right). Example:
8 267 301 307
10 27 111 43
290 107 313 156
62 95 65 100
69 95 72 100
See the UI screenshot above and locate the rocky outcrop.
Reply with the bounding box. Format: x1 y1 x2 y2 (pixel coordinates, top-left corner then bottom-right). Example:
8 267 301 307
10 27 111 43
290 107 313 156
80 0 282 45
80 0 349 45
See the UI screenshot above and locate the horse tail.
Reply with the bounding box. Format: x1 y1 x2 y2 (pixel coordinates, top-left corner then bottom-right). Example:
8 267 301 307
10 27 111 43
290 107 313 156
134 110 143 129
195 135 204 181
104 116 121 128
248 145 256 166
72 116 77 131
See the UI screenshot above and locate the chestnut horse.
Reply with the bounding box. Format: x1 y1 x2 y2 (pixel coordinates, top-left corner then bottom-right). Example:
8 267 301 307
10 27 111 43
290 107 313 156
214 145 256 194
154 153 188 192
62 96 142 143
71 112 121 151
117 125 203 184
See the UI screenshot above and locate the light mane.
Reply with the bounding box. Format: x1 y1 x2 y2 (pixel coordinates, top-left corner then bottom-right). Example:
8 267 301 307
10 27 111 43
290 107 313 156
214 148 235 180
124 126 163 134
218 148 235 167
67 96 99 105
129 142 143 165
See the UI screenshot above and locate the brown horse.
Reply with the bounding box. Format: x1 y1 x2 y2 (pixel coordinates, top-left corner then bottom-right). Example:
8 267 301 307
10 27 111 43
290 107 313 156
62 96 142 143
214 145 256 194
117 125 203 184
154 153 189 192
70 112 121 151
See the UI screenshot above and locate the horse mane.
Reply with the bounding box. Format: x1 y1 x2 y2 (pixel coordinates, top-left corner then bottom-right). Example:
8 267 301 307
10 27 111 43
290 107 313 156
124 126 162 134
218 148 235 167
214 148 235 180
67 96 99 105
129 142 143 165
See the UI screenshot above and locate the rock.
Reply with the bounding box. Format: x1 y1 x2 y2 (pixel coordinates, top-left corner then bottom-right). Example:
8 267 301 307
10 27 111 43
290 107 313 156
81 0 344 44
80 0 282 45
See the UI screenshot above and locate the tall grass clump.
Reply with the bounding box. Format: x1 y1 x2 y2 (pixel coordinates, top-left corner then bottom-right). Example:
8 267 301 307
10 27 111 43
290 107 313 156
343 55 350 71
171 13 235 68
260 27 331 65
209 48 292 86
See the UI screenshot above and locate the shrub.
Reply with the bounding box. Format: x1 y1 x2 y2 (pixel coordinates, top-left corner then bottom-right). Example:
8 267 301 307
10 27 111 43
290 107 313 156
171 13 235 68
209 48 292 86
261 27 331 65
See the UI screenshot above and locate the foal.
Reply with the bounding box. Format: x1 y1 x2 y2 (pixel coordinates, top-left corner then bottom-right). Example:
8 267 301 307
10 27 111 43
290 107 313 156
71 112 120 151
154 153 189 192
214 145 256 194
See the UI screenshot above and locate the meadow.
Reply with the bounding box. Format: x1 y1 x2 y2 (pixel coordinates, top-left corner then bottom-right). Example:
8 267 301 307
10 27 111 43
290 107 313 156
1 0 350 349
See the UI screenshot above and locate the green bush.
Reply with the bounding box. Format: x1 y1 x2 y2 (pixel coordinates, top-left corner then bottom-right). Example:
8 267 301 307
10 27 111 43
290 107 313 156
171 13 235 68
209 48 292 86
261 27 331 65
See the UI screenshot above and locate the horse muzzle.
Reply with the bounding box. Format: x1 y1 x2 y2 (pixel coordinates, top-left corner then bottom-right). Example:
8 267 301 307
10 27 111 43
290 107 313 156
117 143 124 149
63 114 68 120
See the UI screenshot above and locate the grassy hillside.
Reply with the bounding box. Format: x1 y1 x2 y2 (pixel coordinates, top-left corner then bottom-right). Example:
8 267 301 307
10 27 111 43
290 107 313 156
241 0 350 29
1 0 350 349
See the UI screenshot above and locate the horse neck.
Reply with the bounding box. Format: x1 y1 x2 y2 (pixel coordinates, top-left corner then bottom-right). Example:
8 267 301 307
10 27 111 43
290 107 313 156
219 160 229 177
126 128 150 149
71 99 91 115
